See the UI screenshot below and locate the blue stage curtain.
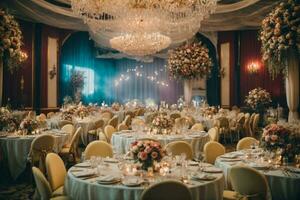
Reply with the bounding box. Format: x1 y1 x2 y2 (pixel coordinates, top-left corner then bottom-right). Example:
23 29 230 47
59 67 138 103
60 32 116 104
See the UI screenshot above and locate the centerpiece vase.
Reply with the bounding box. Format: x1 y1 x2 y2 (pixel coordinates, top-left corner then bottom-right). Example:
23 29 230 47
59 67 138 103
285 49 299 123
183 79 193 105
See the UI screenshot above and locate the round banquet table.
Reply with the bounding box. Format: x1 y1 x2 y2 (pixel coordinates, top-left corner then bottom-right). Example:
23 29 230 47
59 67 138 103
215 149 300 200
65 160 224 200
0 129 69 180
111 130 210 157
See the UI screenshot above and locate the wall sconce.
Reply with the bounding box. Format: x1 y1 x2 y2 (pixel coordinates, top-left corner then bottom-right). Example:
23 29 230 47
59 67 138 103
247 62 260 74
49 65 57 79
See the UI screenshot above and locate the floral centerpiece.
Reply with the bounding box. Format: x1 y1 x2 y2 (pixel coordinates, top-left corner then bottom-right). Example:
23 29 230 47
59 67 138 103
0 107 18 131
259 0 300 78
70 70 84 103
151 113 173 134
74 105 89 118
111 102 121 111
20 118 38 134
245 88 272 112
168 42 213 80
130 140 165 170
0 9 27 72
261 123 300 162
61 107 76 121
200 106 218 118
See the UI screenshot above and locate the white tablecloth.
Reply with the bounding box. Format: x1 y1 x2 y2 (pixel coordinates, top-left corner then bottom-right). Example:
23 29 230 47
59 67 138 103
0 130 69 180
65 162 224 200
111 131 210 157
215 150 300 200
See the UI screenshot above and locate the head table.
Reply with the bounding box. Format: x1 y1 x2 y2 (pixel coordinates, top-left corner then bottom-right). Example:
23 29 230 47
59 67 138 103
65 158 224 200
111 130 210 157
0 129 69 180
215 149 300 200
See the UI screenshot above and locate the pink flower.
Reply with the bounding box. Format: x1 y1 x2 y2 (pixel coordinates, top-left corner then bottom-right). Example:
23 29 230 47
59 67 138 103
271 135 278 141
139 152 148 161
265 135 270 142
151 151 158 159
145 147 152 154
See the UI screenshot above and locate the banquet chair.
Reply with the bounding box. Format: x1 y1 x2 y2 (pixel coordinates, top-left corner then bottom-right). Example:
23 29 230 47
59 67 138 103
249 113 256 135
140 180 192 200
104 125 116 143
165 141 193 160
58 120 73 129
123 115 132 127
216 117 231 144
208 127 219 142
108 115 119 128
101 111 113 120
136 108 146 116
47 112 55 119
131 118 146 127
236 137 259 151
27 111 36 119
28 134 55 174
125 110 135 118
251 114 260 136
84 141 113 159
191 123 204 131
174 117 190 130
226 166 269 200
203 141 225 164
39 113 47 121
185 115 196 127
230 115 245 142
243 115 251 137
59 127 82 164
87 119 105 142
45 153 66 197
32 167 70 200
61 124 75 138
117 123 128 131
169 112 181 121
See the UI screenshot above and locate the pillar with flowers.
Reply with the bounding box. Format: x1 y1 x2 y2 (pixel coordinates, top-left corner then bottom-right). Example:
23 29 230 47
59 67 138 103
167 42 213 105
260 0 300 123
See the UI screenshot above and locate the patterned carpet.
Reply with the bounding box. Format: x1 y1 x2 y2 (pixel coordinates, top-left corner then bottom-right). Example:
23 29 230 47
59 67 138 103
0 143 236 200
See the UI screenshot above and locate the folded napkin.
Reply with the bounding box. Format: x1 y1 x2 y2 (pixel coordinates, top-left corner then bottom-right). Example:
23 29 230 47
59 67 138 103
122 176 143 186
72 170 95 178
191 173 216 181
220 158 242 162
287 167 300 174
97 174 120 182
220 154 238 159
103 158 119 163
75 162 91 168
203 167 223 173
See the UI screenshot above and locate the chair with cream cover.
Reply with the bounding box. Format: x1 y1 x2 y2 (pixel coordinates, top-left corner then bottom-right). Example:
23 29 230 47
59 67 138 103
61 124 75 138
169 112 181 121
236 137 259 151
87 119 105 142
101 111 113 120
230 115 245 142
39 113 47 121
28 134 55 174
165 141 193 160
123 115 132 127
108 116 119 128
58 120 73 129
104 125 116 143
117 123 128 131
216 117 231 144
59 127 82 163
243 116 251 137
208 127 219 142
47 112 55 119
251 114 260 136
191 123 204 131
229 166 269 200
140 180 192 200
248 113 256 135
203 141 225 164
27 111 36 119
125 110 135 118
45 153 66 197
84 141 113 160
32 167 69 200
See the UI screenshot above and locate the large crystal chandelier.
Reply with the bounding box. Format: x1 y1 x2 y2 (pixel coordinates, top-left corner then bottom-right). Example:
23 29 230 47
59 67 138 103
71 0 217 56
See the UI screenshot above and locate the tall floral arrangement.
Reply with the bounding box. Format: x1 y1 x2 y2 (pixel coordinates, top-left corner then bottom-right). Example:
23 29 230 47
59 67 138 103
0 107 18 131
259 0 300 78
0 9 27 72
70 70 84 103
168 42 213 80
151 113 173 134
130 140 165 170
20 118 38 134
245 88 272 111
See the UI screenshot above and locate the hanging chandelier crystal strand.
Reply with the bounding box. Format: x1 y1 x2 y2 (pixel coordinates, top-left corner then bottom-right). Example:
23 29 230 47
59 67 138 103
71 0 217 56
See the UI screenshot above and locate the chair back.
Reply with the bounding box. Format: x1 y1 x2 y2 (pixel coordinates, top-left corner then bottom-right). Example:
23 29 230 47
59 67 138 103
117 123 128 131
185 115 196 127
104 125 116 143
174 117 190 129
108 116 118 128
102 111 113 120
230 166 269 200
69 127 82 157
125 110 135 118
249 113 256 128
236 137 258 151
61 124 75 137
123 115 132 127
27 111 36 119
191 123 204 131
131 118 146 126
46 153 66 191
243 117 251 136
252 114 260 135
165 141 193 160
169 112 181 121
39 113 47 121
84 141 113 159
47 112 55 119
218 117 229 128
59 120 73 128
29 134 55 173
208 127 219 141
32 167 52 200
140 180 192 200
94 119 105 129
203 141 225 164
244 113 250 120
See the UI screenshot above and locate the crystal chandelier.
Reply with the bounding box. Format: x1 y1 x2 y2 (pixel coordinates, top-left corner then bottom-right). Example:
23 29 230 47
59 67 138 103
71 0 217 56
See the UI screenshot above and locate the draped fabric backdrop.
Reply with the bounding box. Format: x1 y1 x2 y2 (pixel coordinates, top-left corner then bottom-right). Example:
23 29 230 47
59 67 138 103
60 32 183 105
